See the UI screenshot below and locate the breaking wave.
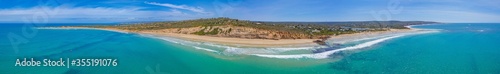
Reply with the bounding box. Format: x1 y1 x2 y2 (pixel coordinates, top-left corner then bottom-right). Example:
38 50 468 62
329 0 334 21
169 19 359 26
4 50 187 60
250 30 439 59
193 46 218 52
250 35 404 59
136 33 323 54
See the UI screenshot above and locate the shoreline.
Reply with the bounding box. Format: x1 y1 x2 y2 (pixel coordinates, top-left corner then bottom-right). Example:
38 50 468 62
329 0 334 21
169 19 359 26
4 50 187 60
39 26 429 47
327 29 426 44
139 31 319 47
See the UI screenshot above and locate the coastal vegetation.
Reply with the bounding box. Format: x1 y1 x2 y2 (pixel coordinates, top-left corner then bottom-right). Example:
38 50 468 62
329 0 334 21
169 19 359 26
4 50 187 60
74 17 438 40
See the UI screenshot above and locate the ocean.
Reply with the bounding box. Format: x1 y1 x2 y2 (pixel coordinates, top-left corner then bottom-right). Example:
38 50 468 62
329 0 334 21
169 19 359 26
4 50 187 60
0 23 499 74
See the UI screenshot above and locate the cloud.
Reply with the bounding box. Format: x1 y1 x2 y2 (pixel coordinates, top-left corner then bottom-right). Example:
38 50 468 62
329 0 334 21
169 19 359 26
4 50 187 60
391 1 500 23
0 6 211 23
145 2 210 14
403 10 500 23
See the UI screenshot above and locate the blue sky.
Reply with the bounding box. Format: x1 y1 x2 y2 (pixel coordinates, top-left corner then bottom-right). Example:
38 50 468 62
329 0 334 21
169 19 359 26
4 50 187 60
0 0 499 23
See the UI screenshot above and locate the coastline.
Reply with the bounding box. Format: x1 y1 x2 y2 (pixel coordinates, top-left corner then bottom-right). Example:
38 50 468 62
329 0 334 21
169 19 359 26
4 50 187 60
249 27 440 59
139 31 319 47
327 29 424 44
36 25 441 59
38 26 427 48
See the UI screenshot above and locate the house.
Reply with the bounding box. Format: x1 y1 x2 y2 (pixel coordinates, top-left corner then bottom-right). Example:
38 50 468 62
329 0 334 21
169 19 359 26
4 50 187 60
311 29 321 33
351 28 369 31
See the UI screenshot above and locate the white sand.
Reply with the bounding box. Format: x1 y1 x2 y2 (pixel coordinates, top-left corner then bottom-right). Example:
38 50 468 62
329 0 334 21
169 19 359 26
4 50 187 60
48 27 425 47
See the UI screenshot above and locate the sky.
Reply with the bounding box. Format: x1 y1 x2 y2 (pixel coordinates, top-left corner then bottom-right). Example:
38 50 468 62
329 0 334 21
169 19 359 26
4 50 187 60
0 0 499 23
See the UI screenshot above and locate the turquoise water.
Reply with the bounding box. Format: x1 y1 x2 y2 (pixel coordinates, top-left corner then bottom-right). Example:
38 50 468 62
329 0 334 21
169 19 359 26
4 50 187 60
329 23 500 73
0 23 499 74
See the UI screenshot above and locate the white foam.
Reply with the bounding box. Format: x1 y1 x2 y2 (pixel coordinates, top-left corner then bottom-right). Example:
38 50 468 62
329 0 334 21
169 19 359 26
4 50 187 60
135 33 293 54
478 30 485 32
198 41 322 53
223 47 245 54
193 46 218 52
250 35 404 59
202 42 232 48
265 46 327 52
251 30 440 59
327 30 417 44
327 34 391 44
405 24 438 29
406 24 445 31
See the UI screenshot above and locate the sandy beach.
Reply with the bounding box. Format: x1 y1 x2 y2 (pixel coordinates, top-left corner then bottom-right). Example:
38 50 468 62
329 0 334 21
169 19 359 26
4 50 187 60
139 31 319 47
138 29 427 47
47 27 424 47
327 29 425 44
134 29 427 47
